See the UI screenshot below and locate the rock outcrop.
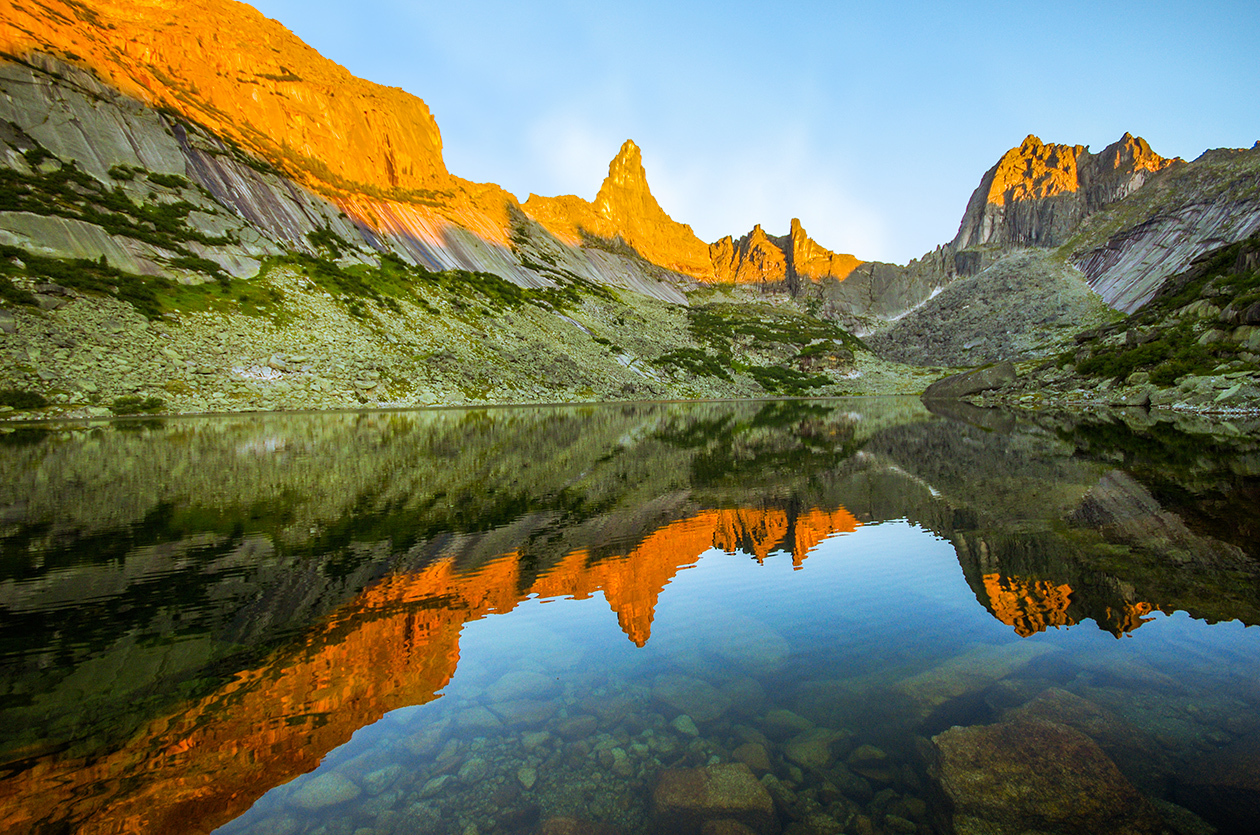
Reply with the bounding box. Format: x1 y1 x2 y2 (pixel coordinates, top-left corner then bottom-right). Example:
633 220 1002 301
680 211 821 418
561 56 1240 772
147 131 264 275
709 218 861 291
953 133 1176 251
0 0 449 196
921 361 1016 399
523 140 714 279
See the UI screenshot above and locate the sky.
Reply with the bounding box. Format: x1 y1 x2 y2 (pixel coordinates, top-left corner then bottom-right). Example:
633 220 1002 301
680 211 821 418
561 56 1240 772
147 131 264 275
248 0 1260 265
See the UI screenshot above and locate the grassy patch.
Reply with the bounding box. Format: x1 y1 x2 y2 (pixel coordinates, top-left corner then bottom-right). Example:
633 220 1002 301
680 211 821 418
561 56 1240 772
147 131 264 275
0 148 230 258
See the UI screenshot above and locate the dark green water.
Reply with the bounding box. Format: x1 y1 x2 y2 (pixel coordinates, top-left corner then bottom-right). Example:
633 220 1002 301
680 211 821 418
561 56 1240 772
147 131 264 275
1 399 1257 835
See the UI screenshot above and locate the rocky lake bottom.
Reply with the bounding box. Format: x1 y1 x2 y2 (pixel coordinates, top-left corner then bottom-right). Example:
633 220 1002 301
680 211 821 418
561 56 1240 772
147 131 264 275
1 398 1257 835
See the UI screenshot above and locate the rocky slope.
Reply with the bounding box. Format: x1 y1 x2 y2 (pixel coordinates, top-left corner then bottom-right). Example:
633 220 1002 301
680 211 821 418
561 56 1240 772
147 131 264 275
866 250 1116 366
862 134 1260 375
961 233 1260 412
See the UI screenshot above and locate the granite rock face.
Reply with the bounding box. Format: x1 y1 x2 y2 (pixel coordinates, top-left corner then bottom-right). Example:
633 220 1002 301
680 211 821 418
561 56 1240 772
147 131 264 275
953 133 1176 251
710 219 861 292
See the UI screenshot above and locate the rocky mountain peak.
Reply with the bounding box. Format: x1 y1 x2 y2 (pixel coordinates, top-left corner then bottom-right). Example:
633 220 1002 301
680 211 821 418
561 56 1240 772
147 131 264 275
954 132 1179 251
524 140 712 278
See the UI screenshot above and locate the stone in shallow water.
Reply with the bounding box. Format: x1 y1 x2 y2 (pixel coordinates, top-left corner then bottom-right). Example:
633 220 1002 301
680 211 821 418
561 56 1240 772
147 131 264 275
538 817 624 835
289 772 361 810
782 727 850 771
555 713 599 740
672 714 700 737
845 744 893 783
653 763 780 835
362 764 403 797
732 743 772 775
1178 731 1260 833
759 708 813 741
932 717 1166 835
654 674 732 723
487 669 561 702
490 697 560 729
701 821 760 835
895 642 1055 719
1007 687 1172 792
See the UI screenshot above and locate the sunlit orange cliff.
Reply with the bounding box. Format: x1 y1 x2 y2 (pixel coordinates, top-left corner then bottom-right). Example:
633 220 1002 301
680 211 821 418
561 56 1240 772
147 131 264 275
0 503 859 835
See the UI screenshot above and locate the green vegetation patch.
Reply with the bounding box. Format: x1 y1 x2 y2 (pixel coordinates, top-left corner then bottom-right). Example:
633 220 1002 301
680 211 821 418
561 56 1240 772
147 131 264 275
745 365 832 395
108 395 165 415
0 389 48 410
688 303 866 358
0 146 230 260
653 347 733 381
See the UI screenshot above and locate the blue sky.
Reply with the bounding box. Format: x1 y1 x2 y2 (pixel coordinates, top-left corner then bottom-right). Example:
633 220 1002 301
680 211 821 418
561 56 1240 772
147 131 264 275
249 0 1259 264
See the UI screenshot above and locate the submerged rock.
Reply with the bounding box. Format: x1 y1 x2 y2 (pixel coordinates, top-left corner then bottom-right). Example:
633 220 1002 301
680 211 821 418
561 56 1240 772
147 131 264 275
1007 687 1172 792
653 763 780 835
931 717 1167 835
654 674 732 723
1178 732 1260 833
288 772 361 810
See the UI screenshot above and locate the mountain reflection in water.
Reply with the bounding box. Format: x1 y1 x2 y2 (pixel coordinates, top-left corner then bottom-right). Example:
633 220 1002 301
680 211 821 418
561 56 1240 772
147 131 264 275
1 399 1258 835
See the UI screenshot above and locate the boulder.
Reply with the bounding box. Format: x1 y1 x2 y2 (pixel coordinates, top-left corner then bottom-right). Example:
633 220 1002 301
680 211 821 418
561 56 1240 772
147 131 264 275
1007 688 1172 792
1177 732 1260 833
289 772 360 810
653 763 779 835
922 362 1016 400
654 674 732 723
932 717 1167 835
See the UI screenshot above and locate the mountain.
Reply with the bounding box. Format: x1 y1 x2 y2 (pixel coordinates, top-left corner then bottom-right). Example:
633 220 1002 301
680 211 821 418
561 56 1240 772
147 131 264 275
2 0 1260 417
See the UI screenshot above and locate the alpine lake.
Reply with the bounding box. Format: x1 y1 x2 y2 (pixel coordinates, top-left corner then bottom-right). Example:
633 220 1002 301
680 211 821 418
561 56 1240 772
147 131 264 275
2 398 1259 835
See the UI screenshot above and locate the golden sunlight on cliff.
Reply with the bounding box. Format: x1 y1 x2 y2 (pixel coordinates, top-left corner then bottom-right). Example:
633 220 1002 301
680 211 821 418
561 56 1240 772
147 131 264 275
0 504 860 834
0 0 450 195
984 133 1174 207
709 219 862 285
522 140 715 279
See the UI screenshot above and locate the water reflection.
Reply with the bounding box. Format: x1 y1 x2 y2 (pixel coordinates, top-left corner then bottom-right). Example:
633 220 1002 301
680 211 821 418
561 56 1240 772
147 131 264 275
0 399 1257 834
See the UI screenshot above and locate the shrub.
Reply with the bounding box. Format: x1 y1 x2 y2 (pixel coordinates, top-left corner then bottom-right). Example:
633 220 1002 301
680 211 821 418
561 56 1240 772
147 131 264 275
109 395 165 415
0 389 47 409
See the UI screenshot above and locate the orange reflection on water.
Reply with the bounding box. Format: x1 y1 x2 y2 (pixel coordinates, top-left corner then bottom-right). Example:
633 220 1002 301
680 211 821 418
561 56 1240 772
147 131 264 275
980 573 1161 638
0 503 859 835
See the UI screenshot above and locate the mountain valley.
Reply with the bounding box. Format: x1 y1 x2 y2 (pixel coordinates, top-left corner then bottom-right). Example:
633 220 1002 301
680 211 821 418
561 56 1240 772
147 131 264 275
0 0 1259 419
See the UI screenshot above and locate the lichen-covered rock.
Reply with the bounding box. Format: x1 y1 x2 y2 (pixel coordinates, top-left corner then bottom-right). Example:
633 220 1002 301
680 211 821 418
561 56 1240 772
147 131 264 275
932 717 1168 835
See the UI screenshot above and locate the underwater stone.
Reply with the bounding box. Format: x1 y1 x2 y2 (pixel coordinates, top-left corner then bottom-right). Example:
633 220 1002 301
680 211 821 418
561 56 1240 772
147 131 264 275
932 717 1166 835
288 772 361 810
732 743 771 775
517 766 538 790
759 709 814 741
487 670 561 703
362 764 403 797
1178 731 1260 833
653 763 779 835
782 728 850 771
672 715 700 737
654 674 732 723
